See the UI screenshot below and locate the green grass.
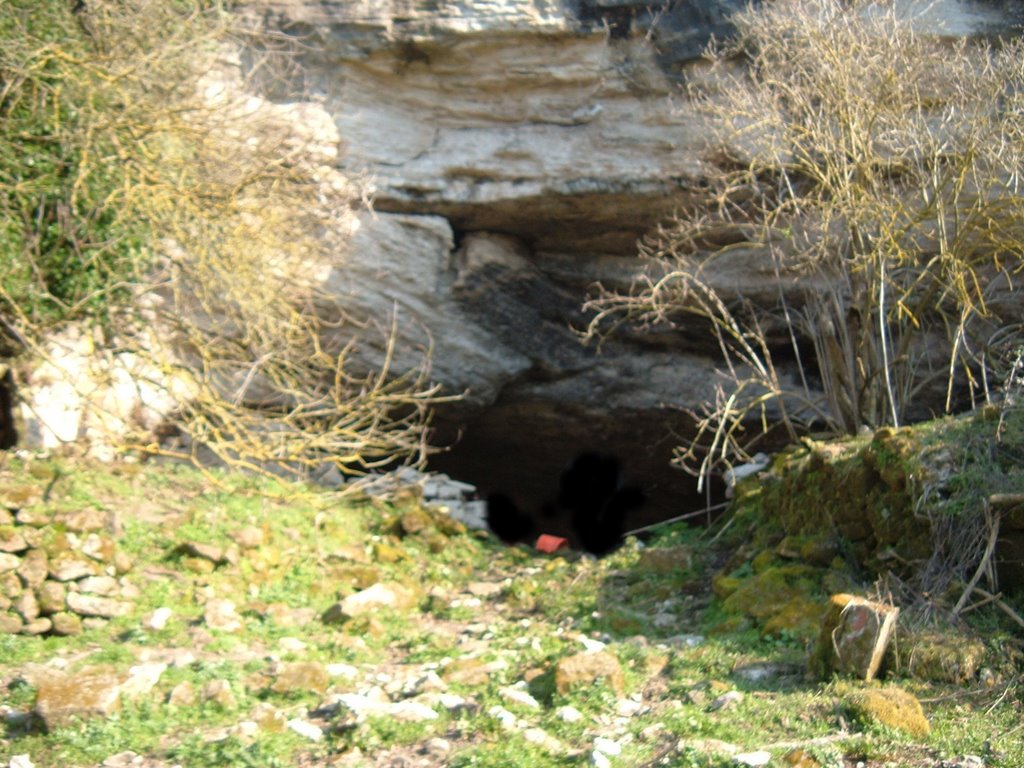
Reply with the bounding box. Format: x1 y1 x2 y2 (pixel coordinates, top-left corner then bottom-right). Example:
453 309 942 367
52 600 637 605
1 447 1023 768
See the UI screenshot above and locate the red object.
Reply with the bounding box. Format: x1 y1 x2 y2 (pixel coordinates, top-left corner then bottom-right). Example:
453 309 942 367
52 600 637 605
535 534 569 553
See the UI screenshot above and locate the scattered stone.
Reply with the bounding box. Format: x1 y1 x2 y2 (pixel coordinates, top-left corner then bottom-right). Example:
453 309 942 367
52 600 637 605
812 594 898 682
66 592 131 618
231 526 265 550
594 737 622 756
734 751 772 766
203 598 243 632
557 705 584 723
487 704 518 730
555 651 625 697
120 663 167 700
592 750 612 768
524 727 562 752
287 718 324 742
167 681 197 707
271 662 329 695
441 657 492 686
33 667 124 730
843 686 930 738
467 581 504 598
201 679 237 709
143 607 172 631
278 636 307 653
676 739 741 757
329 692 439 722
710 690 744 711
250 702 287 733
9 755 34 768
50 612 82 636
424 737 451 756
334 581 418 619
499 684 541 709
175 541 230 566
326 662 359 680
99 751 143 768
637 546 693 574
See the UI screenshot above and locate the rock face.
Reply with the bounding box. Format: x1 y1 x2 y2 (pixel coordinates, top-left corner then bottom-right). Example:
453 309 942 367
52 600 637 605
231 0 1024 522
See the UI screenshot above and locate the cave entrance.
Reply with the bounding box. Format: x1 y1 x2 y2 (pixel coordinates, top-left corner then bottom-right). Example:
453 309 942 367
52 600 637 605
426 398 725 549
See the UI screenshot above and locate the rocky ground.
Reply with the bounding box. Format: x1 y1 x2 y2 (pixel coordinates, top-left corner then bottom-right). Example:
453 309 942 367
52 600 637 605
0 443 1022 768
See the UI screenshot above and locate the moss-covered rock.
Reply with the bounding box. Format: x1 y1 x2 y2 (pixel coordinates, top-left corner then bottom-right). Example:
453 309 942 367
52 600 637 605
843 685 930 738
897 631 987 684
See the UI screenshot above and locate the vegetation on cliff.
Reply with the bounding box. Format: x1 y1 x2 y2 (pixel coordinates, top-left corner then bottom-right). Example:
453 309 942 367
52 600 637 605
0 0 445 476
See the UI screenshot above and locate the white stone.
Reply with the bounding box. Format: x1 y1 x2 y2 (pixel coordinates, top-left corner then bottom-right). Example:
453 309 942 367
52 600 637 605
499 684 541 709
556 705 584 723
144 607 173 631
578 635 607 653
120 662 167 700
594 737 622 756
591 750 612 768
9 755 34 768
734 751 772 767
326 663 359 679
287 719 324 742
487 705 519 730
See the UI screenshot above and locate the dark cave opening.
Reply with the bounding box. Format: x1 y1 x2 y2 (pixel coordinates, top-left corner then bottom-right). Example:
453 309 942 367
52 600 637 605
426 400 728 553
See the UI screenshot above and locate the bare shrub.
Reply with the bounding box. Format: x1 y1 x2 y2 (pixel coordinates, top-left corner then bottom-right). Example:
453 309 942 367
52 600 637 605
1 1 450 477
586 0 1024 485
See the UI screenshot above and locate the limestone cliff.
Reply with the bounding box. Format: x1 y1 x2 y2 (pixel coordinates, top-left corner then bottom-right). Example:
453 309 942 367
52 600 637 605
237 0 1022 517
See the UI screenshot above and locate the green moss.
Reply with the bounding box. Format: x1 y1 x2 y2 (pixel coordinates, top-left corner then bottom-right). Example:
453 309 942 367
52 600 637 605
843 686 931 738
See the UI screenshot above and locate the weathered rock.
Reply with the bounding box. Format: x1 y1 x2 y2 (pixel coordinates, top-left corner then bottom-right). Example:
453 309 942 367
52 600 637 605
77 575 121 596
14 590 40 622
79 533 116 563
56 508 110 534
0 551 20 572
843 686 931 738
33 667 125 730
66 592 132 619
120 663 167 700
554 651 625 697
203 598 244 632
0 527 28 553
21 617 52 635
50 611 83 636
812 594 899 682
0 611 24 634
201 679 237 709
167 680 197 707
898 632 987 685
48 553 98 582
270 662 330 695
36 581 67 615
231 526 265 550
337 582 418 618
16 549 49 588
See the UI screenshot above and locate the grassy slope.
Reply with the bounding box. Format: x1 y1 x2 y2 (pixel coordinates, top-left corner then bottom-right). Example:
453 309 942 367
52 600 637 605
0 446 1021 768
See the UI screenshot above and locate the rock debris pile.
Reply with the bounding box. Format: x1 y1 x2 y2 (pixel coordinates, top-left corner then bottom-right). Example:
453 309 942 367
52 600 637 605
0 495 134 637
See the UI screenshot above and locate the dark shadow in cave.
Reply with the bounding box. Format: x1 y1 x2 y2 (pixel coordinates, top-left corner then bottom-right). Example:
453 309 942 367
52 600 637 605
427 401 729 554
0 366 17 450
